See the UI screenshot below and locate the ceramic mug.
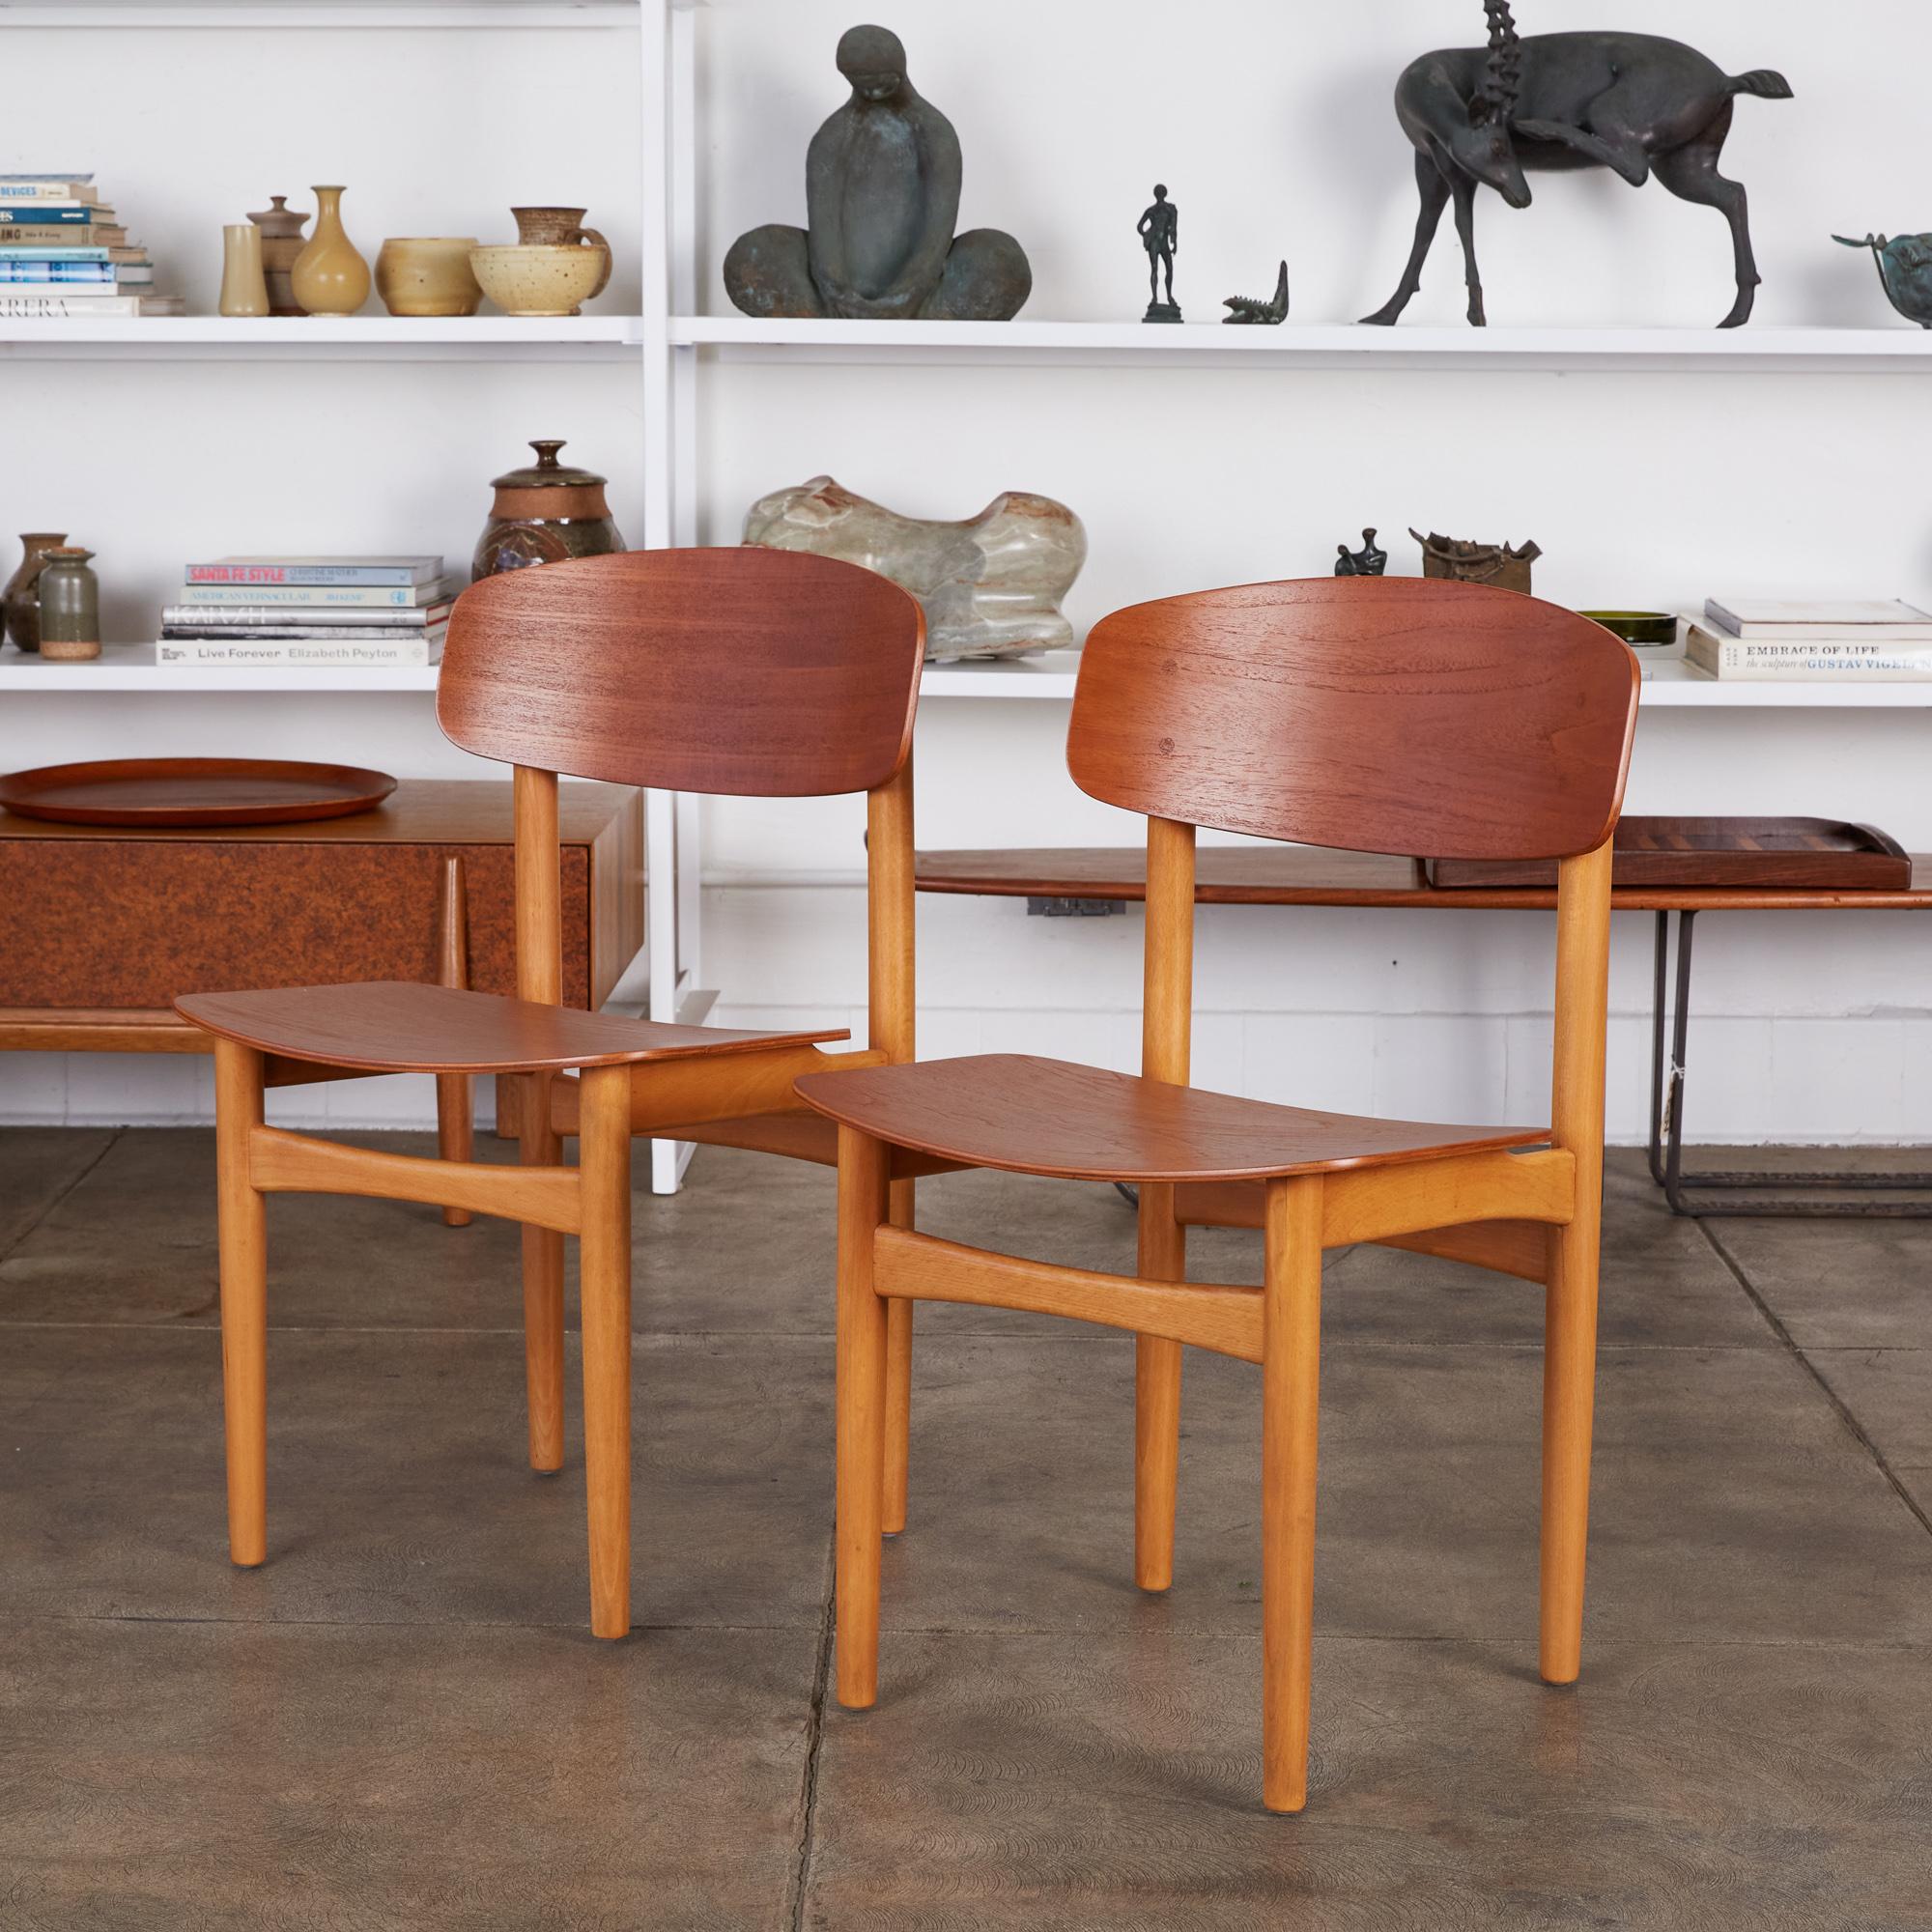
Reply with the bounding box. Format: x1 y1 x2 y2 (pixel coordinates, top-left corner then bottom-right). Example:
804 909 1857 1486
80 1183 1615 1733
510 207 612 301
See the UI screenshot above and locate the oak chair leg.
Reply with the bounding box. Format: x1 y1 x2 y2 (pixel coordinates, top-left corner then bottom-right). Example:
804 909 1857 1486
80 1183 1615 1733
1262 1174 1323 1815
213 1039 269 1569
520 1071 567 1474
882 1176 916 1535
578 1063 634 1639
1541 1210 1602 1685
1134 1180 1186 1591
836 1126 893 1710
435 855 473 1227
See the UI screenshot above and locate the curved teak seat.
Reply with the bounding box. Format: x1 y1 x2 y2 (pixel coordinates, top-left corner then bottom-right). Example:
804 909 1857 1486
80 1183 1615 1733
806 577 1640 1815
176 548 926 1640
178 981 847 1076
797 1052 1543 1183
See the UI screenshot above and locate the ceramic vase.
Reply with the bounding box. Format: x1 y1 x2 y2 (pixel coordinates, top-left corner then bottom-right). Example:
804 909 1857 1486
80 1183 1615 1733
291 185 370 318
3 531 68 653
37 547 100 662
510 206 613 302
376 237 483 317
218 223 270 318
472 440 625 581
248 194 309 317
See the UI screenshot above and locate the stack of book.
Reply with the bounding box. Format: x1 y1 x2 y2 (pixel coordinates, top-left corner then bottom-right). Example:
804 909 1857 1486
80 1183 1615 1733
160 557 452 668
0 174 182 319
1686 599 1932 684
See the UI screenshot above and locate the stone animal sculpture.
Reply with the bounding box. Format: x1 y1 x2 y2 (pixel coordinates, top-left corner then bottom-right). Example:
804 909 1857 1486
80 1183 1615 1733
743 476 1085 662
1833 232 1932 328
1224 262 1290 325
1363 2 1792 328
723 24 1030 321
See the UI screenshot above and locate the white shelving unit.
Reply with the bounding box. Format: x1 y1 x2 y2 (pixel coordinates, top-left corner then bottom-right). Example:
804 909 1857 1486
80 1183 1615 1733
0 316 642 360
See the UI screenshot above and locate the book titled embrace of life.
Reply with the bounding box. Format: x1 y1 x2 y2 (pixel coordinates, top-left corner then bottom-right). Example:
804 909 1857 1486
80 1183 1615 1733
1703 597 1932 641
156 638 444 668
1685 622 1932 682
185 555 446 587
162 601 452 629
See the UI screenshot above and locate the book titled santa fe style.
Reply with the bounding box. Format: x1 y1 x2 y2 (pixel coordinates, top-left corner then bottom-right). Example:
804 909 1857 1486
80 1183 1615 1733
185 556 446 587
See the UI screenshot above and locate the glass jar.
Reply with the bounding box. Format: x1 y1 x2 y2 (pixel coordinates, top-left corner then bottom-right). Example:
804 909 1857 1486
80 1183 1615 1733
38 547 100 662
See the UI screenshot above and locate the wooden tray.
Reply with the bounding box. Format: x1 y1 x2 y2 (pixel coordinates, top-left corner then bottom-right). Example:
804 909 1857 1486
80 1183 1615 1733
0 758 398 828
1429 817 1913 892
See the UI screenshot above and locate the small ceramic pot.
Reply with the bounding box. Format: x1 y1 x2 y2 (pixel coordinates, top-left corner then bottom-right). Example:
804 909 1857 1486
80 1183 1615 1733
377 237 483 317
37 547 100 661
292 185 370 318
471 243 607 318
4 530 68 653
219 222 270 318
511 206 612 298
473 440 626 581
248 194 309 317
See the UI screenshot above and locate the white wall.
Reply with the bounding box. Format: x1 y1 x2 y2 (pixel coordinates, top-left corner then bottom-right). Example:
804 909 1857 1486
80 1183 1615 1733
4 0 1930 1144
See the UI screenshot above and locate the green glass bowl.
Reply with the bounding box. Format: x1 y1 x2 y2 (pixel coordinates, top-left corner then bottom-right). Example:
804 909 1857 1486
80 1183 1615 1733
1581 610 1678 646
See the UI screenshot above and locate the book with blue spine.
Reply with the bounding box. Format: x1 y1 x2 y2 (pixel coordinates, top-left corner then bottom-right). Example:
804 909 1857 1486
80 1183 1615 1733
179 580 450 609
185 555 447 587
0 262 116 283
0 245 111 262
0 207 108 225
0 181 98 203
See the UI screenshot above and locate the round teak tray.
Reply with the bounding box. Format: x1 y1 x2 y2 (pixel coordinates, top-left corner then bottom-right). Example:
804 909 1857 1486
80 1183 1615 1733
0 757 398 827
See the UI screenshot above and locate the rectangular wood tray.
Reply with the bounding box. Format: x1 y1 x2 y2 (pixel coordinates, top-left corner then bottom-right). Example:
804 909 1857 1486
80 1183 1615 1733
1428 817 1913 891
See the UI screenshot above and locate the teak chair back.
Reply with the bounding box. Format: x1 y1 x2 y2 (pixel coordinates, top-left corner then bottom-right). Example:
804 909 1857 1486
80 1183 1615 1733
798 575 1640 1812
184 548 925 1640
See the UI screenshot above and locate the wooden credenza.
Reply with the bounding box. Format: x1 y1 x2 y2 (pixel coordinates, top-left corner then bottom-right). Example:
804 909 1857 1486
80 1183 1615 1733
0 780 644 1055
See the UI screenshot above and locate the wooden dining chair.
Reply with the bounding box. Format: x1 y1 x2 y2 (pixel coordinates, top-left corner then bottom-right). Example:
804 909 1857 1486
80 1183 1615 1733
176 547 926 1639
796 577 1640 1812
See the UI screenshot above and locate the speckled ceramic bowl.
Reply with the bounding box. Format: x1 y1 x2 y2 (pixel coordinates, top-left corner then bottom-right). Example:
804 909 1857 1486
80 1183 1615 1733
469 243 607 318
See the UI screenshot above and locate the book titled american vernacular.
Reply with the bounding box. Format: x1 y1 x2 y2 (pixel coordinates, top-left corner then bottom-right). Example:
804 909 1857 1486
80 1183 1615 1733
162 601 452 629
185 556 446 587
0 181 99 203
1704 597 1932 640
1685 622 1932 681
156 638 443 668
177 580 452 610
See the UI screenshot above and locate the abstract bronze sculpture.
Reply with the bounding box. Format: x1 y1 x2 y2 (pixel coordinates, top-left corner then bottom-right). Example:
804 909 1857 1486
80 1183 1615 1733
1833 233 1932 328
723 24 1030 321
1334 529 1388 577
1138 185 1180 323
1363 3 1791 328
1412 530 1542 595
1223 262 1290 326
743 476 1085 663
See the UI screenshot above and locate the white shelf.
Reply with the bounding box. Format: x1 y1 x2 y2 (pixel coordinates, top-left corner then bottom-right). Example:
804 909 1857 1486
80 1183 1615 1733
919 653 1083 699
0 315 644 361
0 2 653 26
0 643 440 692
672 317 1932 375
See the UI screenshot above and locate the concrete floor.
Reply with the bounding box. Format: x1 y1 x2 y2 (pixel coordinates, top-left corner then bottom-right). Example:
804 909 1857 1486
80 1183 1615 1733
3 1128 1930 1930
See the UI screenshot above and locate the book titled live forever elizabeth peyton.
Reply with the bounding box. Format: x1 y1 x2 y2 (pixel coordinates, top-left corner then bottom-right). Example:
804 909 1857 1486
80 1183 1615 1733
1704 597 1932 640
156 638 443 668
185 556 446 587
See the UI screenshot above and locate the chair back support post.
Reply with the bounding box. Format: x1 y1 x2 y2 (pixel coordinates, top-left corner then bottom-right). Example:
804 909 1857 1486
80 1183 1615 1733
1550 836 1616 1178
867 754 917 1066
1142 815 1197 1086
512 763 564 1008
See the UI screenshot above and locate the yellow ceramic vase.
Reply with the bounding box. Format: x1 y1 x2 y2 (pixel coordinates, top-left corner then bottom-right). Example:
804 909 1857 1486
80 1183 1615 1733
218 222 270 318
291 185 370 317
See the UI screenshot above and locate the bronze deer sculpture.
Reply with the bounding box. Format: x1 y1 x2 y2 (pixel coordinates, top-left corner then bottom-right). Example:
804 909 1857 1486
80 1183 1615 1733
1362 2 1791 329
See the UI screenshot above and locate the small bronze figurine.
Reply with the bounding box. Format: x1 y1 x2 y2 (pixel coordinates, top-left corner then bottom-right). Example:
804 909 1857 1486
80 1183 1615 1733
723 24 1031 321
1833 233 1932 328
1362 2 1791 329
1411 529 1542 596
1223 262 1290 325
1334 529 1388 577
1138 185 1180 323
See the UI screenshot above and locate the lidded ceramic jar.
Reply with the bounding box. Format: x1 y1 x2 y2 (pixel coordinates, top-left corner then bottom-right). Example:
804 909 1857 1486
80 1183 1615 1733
248 194 310 317
37 547 100 662
472 440 626 581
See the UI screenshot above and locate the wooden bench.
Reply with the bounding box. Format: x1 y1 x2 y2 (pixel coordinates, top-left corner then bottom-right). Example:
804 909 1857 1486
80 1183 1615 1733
915 845 1932 1218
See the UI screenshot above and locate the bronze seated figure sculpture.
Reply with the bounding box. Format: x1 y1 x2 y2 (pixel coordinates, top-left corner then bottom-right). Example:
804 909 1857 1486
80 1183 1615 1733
724 24 1031 323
